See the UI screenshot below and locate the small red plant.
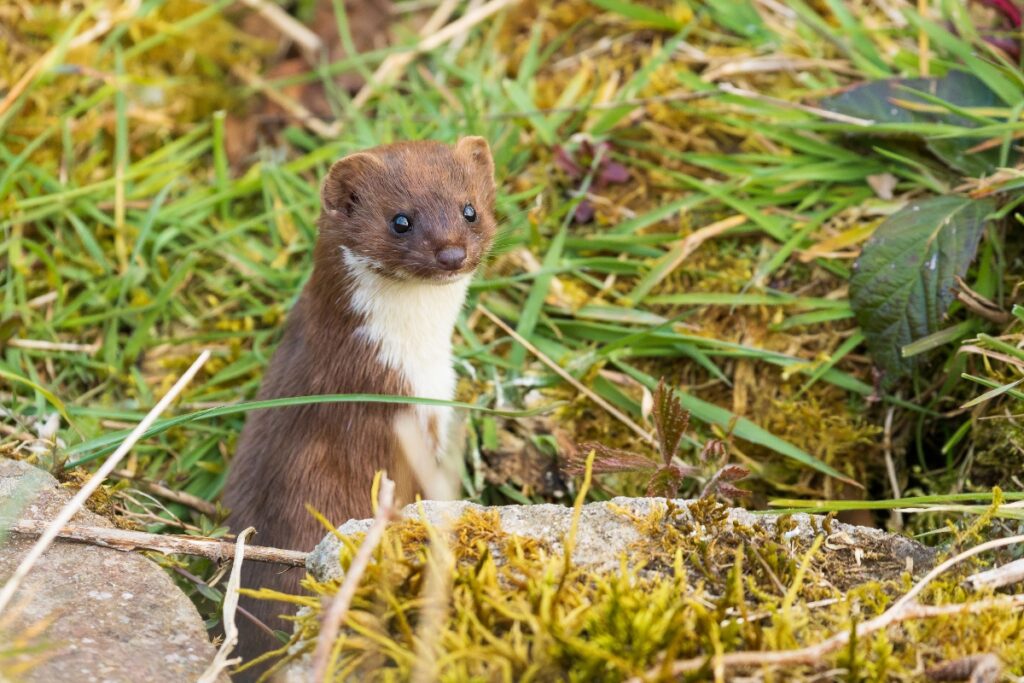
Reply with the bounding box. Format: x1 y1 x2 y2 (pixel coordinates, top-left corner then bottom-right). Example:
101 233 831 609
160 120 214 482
563 378 749 499
553 139 630 223
972 0 1022 59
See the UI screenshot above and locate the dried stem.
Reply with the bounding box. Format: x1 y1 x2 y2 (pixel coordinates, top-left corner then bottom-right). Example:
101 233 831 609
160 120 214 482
624 214 746 301
7 338 101 354
882 406 902 531
351 0 460 109
0 350 210 616
394 413 460 501
717 83 874 126
170 565 278 638
310 476 397 682
197 526 255 683
239 0 323 61
231 63 336 139
410 501 455 683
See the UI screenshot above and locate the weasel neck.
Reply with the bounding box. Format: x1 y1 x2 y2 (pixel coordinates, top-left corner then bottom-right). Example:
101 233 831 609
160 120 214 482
337 247 470 402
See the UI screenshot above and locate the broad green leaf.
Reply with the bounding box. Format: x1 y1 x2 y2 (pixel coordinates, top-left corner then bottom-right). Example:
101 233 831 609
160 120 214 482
850 195 995 386
821 71 1007 175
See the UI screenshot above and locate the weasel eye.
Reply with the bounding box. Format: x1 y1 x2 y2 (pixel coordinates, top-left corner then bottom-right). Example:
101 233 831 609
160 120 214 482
391 213 412 235
462 203 477 223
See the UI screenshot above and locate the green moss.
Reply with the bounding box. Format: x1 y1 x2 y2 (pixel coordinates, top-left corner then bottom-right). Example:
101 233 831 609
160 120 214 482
247 495 1024 682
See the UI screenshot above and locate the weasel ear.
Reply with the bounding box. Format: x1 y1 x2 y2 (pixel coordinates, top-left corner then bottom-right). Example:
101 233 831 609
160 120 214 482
455 136 494 183
321 152 385 217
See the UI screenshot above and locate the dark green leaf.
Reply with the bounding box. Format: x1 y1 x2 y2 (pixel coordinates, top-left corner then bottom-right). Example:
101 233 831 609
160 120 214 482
850 195 995 385
821 71 1007 175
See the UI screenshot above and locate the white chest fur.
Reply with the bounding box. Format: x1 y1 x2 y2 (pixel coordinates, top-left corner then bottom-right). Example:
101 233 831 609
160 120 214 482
342 248 470 456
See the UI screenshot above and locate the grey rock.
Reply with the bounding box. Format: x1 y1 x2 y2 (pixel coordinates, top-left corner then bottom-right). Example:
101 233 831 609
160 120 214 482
288 497 934 681
308 497 935 585
0 459 220 683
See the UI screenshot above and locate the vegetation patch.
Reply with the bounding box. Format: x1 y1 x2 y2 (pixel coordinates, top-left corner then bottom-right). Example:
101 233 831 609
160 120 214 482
247 490 1024 682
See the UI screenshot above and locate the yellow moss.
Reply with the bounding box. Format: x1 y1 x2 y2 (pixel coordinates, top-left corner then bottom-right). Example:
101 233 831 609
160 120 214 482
250 497 1024 682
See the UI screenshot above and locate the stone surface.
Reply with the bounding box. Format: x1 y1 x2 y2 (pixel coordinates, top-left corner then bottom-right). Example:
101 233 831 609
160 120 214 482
0 458 220 683
286 497 936 681
308 497 935 586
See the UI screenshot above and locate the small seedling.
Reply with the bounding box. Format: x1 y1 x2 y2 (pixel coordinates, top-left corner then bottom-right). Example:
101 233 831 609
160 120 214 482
563 378 749 499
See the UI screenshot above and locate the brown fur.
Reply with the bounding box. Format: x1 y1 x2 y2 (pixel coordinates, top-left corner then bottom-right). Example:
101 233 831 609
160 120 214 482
221 138 496 677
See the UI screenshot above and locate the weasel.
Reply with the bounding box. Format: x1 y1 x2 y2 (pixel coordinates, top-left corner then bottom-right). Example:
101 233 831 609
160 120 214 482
222 137 496 669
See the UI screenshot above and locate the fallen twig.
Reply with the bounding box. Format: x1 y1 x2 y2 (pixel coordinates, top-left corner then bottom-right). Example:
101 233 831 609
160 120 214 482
310 476 397 682
0 350 210 616
7 519 306 566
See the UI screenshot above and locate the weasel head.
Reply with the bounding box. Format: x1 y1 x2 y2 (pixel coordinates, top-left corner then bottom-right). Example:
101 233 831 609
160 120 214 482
317 137 497 284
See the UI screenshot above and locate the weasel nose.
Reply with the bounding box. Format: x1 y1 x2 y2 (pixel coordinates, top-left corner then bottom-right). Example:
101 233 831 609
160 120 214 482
435 246 466 270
